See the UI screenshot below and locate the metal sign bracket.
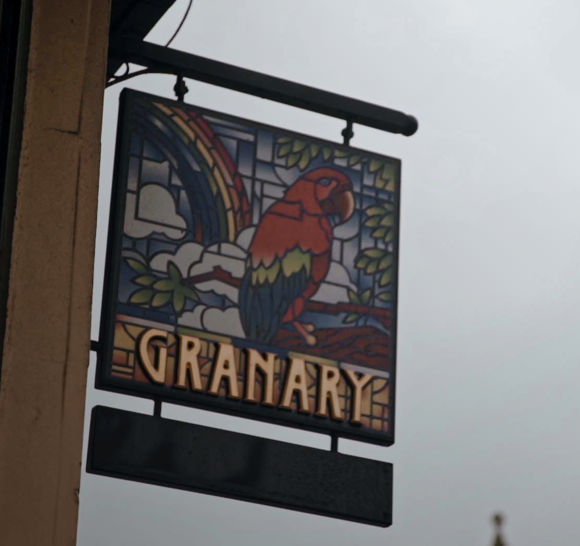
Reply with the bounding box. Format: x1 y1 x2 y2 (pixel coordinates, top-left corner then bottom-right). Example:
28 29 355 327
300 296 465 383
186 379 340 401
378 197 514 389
107 37 418 138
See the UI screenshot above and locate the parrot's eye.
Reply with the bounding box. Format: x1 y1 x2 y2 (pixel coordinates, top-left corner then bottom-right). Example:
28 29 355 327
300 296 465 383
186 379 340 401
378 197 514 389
319 178 333 187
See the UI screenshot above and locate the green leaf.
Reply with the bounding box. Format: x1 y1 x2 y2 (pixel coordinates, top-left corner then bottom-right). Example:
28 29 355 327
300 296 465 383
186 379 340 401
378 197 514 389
369 159 383 173
182 286 200 302
355 255 370 269
334 149 349 158
380 214 394 227
372 227 388 239
277 136 292 144
130 289 153 304
347 289 360 304
151 291 172 308
378 291 391 302
379 268 394 287
173 290 185 313
322 147 333 160
153 279 174 291
344 313 360 324
366 260 379 274
134 275 156 286
364 216 381 228
287 152 301 168
277 143 292 157
168 262 181 283
292 140 307 153
379 174 395 191
363 248 386 259
298 148 311 170
126 258 147 274
378 254 393 271
348 154 361 166
383 229 394 243
360 289 372 304
381 163 395 180
365 206 385 217
309 143 320 157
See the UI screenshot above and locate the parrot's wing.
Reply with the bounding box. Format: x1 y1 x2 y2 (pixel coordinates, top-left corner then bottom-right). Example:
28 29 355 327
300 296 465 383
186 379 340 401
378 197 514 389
239 247 312 344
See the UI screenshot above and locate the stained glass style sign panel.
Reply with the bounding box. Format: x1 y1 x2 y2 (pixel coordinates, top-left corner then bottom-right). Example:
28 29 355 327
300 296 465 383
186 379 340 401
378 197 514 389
98 89 401 445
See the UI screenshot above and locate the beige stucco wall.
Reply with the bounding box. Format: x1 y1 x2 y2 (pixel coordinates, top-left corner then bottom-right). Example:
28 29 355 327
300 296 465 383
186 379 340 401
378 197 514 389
0 0 110 544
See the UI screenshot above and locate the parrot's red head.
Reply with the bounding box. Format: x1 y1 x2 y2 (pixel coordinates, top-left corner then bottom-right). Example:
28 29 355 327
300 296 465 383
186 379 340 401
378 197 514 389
285 167 355 223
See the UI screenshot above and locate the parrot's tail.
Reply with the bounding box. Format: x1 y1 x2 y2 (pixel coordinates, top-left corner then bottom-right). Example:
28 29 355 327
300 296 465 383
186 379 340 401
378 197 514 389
238 270 282 344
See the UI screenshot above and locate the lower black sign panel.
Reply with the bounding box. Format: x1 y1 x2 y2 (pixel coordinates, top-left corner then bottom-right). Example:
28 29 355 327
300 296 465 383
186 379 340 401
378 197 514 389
87 406 393 527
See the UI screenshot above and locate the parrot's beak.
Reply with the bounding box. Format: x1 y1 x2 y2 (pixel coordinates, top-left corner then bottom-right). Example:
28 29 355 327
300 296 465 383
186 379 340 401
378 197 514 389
320 184 355 224
336 190 355 223
321 189 355 223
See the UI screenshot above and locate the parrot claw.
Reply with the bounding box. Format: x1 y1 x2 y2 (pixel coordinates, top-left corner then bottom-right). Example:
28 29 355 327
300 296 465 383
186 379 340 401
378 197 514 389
305 334 317 346
293 321 317 346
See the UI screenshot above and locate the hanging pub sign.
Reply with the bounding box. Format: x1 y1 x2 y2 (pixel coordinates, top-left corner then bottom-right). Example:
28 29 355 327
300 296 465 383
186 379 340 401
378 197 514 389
98 89 401 446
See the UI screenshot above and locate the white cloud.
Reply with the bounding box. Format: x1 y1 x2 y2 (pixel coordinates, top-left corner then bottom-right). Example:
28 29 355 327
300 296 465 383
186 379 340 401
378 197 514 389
202 307 245 338
196 280 239 304
124 184 186 240
178 305 245 339
178 305 206 329
188 245 246 278
188 243 247 303
207 242 247 259
150 242 204 277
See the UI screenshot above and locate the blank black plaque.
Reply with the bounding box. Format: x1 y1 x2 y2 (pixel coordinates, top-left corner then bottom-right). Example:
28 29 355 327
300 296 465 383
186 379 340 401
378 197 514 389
87 406 393 527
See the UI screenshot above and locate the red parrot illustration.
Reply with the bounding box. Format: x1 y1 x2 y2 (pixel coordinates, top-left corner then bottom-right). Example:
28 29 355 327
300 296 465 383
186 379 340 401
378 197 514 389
239 167 355 346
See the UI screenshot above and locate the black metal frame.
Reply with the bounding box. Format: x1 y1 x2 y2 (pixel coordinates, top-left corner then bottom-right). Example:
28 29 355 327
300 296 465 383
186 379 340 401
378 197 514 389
93 89 401 447
108 37 418 137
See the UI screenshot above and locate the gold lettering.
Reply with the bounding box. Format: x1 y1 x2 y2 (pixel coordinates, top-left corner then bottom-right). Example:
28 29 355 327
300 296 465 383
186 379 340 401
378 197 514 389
175 334 203 391
316 365 342 420
138 328 169 384
245 349 275 405
343 370 374 424
279 358 310 413
208 342 240 399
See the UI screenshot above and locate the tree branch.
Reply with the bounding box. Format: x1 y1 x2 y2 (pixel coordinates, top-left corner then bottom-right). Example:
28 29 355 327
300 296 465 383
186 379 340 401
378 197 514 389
185 266 392 325
306 301 392 326
185 266 240 288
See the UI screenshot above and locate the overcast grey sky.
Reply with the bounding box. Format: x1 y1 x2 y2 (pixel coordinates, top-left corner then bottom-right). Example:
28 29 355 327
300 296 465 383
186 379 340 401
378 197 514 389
78 1 580 544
